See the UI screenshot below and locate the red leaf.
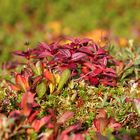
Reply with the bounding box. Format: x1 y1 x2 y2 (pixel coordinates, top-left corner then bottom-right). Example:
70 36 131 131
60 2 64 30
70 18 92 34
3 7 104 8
47 123 54 129
71 52 87 61
89 77 99 86
9 110 21 118
93 68 103 75
83 62 94 70
59 49 71 58
102 57 107 66
84 75 89 81
103 72 117 78
108 118 121 131
57 111 74 124
20 92 35 116
28 110 40 123
31 120 40 131
32 115 51 132
38 51 53 58
60 123 81 139
92 118 108 133
96 48 106 55
104 68 116 74
92 109 108 133
100 78 116 86
39 115 51 128
78 46 93 55
81 66 90 74
39 42 52 51
92 109 121 133
60 63 77 70
61 134 69 140
13 48 33 59
71 134 85 140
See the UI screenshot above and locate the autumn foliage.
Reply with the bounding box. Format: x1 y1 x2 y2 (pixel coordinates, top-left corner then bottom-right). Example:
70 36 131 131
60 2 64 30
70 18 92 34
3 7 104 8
0 37 140 140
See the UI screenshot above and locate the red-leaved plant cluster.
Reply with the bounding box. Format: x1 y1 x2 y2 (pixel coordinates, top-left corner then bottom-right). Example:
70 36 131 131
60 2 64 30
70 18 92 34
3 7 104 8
13 37 118 86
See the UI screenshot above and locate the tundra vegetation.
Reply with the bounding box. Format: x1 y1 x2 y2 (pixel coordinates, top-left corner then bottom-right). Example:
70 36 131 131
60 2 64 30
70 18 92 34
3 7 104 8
0 37 140 140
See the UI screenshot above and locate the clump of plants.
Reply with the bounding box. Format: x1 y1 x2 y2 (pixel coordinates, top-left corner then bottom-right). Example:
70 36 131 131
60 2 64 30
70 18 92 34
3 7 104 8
14 37 117 86
0 37 140 139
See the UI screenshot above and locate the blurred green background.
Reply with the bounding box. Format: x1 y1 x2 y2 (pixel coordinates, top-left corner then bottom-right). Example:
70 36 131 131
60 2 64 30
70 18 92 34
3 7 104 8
0 0 140 62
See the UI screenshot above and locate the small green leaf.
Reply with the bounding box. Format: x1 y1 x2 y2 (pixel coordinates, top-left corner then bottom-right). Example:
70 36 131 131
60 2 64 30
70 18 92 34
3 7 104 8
30 63 38 76
35 61 42 75
36 81 47 98
121 67 134 80
57 69 71 91
30 61 42 76
0 90 6 100
134 55 140 65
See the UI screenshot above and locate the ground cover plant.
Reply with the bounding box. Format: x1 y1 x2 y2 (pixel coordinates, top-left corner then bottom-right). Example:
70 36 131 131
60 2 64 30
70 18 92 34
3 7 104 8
0 37 140 140
1 0 140 63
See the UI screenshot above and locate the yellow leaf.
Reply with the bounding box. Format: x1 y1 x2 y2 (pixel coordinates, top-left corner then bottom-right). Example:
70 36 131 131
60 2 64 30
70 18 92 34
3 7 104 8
49 83 55 94
55 74 60 84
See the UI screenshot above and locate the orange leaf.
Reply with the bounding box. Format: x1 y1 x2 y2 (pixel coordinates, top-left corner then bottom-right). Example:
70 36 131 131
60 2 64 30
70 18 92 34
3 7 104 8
44 69 55 84
16 74 29 92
